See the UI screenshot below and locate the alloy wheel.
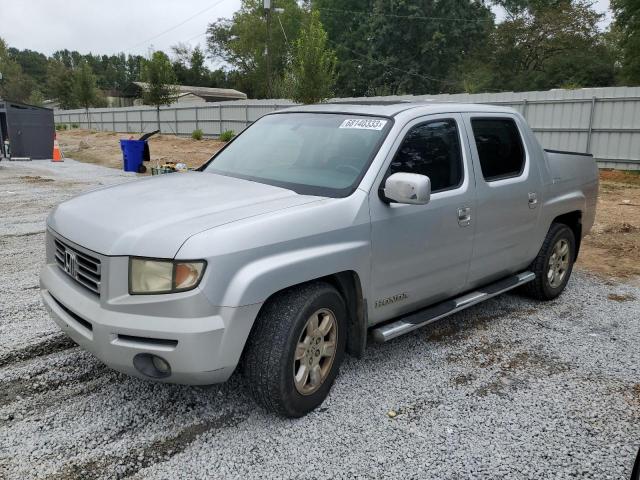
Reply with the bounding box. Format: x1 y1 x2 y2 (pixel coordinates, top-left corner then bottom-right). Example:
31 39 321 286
547 238 570 288
293 308 338 395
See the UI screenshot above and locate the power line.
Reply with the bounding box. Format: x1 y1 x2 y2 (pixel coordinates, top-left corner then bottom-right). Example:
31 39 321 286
170 8 462 89
325 38 460 87
317 7 493 23
284 14 460 88
125 0 231 52
184 31 208 43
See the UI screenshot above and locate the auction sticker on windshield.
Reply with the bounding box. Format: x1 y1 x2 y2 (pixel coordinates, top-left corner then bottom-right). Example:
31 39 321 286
339 118 388 130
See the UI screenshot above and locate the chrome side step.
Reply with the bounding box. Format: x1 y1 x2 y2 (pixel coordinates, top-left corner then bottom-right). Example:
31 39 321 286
371 271 535 343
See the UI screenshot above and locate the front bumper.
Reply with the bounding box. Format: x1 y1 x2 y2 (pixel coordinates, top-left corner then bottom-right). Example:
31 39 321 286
40 263 262 385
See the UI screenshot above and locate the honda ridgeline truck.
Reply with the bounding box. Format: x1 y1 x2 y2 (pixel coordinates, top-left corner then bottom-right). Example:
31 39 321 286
40 103 598 417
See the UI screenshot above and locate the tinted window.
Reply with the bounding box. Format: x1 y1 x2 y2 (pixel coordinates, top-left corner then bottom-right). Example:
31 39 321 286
388 119 463 192
471 118 525 181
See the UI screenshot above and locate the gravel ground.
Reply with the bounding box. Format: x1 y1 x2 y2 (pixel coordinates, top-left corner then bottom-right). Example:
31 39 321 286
1 159 639 479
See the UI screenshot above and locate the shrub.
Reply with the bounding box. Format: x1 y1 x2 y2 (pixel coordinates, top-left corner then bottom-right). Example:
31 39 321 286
191 128 203 140
219 130 235 142
71 123 80 129
55 124 68 131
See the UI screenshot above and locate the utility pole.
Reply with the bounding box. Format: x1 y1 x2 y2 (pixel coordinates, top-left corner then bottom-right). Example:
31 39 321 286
264 0 273 97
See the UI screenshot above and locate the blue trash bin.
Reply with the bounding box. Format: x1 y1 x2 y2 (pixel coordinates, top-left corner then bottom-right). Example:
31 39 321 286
120 139 146 172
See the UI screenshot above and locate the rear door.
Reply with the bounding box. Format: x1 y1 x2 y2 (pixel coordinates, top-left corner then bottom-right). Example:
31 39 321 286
462 113 543 287
368 114 476 324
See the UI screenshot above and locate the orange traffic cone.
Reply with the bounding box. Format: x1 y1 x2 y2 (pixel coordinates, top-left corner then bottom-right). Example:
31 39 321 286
52 133 63 162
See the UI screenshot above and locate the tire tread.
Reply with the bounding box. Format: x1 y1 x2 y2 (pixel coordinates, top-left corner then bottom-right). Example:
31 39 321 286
523 223 574 300
243 281 342 416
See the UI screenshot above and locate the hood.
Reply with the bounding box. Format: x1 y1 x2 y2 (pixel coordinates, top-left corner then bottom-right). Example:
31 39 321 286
48 172 322 257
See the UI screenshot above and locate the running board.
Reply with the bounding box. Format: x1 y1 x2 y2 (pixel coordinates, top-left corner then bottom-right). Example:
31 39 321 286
371 271 535 343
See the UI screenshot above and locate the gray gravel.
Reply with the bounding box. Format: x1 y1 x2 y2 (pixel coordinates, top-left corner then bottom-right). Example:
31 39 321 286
1 159 639 479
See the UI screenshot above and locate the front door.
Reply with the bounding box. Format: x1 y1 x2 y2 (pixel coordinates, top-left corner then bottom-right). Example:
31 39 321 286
462 113 543 288
368 114 476 324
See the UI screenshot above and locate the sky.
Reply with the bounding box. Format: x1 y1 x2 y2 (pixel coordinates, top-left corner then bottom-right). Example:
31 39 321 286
0 0 243 59
0 0 613 62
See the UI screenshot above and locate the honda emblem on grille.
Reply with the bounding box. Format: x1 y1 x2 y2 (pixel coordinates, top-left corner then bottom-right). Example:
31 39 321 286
64 250 78 278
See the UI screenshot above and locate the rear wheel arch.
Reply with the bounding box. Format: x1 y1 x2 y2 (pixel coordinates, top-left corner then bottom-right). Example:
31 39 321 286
550 210 582 260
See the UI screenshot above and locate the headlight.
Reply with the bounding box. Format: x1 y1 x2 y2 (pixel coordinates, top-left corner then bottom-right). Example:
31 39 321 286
129 258 206 294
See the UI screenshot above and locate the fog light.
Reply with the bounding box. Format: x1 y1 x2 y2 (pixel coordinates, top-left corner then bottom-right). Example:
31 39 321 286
151 355 170 373
133 353 172 379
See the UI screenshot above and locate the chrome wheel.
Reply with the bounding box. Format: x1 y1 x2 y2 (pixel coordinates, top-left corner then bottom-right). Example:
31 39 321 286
547 238 570 288
293 308 338 395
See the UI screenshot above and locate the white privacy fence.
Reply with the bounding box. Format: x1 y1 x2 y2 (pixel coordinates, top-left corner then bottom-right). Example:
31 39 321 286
54 101 295 139
54 87 640 170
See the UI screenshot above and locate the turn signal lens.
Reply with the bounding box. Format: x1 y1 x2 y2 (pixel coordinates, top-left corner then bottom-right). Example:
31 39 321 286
129 258 206 294
175 262 205 290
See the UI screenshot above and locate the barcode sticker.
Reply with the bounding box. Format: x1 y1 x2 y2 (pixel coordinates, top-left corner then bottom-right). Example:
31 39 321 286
339 119 388 130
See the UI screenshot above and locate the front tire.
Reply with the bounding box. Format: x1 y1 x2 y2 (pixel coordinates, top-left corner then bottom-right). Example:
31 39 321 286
242 282 347 417
524 223 576 300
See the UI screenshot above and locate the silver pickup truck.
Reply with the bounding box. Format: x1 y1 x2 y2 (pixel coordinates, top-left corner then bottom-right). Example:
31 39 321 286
40 103 598 417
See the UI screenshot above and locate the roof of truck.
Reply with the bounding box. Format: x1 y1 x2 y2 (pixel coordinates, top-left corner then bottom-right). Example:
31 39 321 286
278 102 516 117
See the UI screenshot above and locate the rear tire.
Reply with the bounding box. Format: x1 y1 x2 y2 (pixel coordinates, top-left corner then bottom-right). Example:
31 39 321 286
524 223 576 301
242 282 347 417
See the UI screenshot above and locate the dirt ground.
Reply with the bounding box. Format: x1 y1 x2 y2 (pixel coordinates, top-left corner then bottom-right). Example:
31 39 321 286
57 129 640 282
578 170 640 282
57 129 226 172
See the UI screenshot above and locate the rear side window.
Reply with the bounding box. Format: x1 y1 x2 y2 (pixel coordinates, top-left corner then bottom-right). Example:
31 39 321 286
388 119 463 193
471 118 525 182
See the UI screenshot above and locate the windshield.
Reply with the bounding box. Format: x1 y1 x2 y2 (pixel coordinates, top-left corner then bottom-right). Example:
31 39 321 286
203 113 392 197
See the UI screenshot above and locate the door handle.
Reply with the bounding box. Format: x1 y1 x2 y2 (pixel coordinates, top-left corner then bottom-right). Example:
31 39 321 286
528 192 538 209
457 207 471 227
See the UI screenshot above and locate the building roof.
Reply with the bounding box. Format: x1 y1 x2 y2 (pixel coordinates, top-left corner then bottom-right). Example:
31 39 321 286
0 98 53 111
133 82 247 101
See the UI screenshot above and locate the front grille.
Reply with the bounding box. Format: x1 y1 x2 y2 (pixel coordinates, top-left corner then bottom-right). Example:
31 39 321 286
54 238 101 295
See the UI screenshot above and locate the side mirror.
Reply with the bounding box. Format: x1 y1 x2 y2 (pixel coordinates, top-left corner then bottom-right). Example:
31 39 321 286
383 172 431 205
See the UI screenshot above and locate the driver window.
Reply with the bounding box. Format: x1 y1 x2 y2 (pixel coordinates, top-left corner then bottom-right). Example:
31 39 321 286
388 119 463 193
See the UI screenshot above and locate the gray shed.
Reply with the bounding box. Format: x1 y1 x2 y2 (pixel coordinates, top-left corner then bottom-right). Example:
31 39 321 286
0 99 54 160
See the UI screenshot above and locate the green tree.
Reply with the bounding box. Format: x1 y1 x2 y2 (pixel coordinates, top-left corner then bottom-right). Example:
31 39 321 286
287 10 336 103
206 0 307 98
611 0 640 84
126 54 144 84
316 0 494 96
141 51 178 130
98 53 129 92
171 42 193 84
189 46 207 85
464 0 616 92
491 0 565 14
52 49 83 70
169 43 238 90
74 61 99 126
171 44 209 86
315 0 373 97
47 60 77 109
0 38 34 102
49 49 146 98
27 88 45 106
8 48 49 89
